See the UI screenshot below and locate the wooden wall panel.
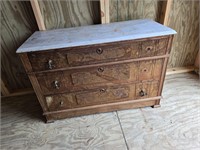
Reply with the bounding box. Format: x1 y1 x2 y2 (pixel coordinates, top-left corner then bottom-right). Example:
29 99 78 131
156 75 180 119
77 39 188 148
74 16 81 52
38 0 101 29
109 0 161 22
167 0 199 68
1 1 38 90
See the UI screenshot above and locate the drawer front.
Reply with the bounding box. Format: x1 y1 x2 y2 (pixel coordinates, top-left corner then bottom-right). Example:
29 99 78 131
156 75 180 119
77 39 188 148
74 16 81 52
139 37 168 58
37 59 163 94
71 63 137 85
136 81 159 99
36 63 137 94
67 42 139 66
28 37 168 71
28 51 69 72
36 71 72 94
28 41 139 71
67 38 168 66
75 85 133 105
70 59 163 85
46 94 76 111
44 81 159 111
138 59 163 81
45 85 134 111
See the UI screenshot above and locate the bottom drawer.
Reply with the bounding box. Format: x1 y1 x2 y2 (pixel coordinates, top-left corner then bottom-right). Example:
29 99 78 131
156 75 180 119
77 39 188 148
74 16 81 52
45 100 158 121
45 81 159 111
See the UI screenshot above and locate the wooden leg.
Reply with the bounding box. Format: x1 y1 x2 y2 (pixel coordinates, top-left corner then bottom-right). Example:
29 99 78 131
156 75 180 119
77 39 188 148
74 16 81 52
152 99 161 108
46 119 55 123
152 104 161 108
45 115 55 123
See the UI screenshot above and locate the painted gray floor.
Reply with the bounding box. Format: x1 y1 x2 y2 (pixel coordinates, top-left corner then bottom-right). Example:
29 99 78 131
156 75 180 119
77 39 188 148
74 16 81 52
1 73 200 150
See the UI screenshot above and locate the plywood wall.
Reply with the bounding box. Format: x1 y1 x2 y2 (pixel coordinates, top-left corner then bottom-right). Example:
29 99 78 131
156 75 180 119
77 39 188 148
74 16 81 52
1 1 38 90
167 0 199 68
38 0 101 29
109 0 161 22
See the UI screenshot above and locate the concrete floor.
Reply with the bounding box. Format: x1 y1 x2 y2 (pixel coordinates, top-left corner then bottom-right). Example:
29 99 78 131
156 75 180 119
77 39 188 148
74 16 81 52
1 73 200 150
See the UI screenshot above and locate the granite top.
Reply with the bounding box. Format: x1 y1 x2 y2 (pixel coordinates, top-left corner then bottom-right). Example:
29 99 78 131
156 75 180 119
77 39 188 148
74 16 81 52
16 19 176 53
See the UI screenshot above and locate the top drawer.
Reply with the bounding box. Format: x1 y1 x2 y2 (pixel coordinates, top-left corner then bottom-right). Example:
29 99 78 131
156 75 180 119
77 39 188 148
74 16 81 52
28 37 169 72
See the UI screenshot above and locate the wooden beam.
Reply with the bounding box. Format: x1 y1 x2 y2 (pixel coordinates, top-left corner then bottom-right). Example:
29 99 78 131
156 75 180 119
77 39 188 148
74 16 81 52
166 66 195 75
30 0 46 30
160 0 173 25
1 79 10 96
100 0 110 24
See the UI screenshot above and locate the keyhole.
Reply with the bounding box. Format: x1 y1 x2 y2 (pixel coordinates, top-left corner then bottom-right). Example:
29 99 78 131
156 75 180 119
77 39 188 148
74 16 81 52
98 67 104 72
96 48 103 54
146 47 152 51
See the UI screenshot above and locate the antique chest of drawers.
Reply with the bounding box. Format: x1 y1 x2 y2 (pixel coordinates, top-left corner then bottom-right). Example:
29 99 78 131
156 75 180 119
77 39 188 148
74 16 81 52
17 19 176 122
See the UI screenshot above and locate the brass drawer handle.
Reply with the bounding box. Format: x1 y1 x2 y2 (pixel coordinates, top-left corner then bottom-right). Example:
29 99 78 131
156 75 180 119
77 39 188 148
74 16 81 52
98 67 104 72
139 90 147 97
48 59 54 69
53 80 60 89
96 48 103 54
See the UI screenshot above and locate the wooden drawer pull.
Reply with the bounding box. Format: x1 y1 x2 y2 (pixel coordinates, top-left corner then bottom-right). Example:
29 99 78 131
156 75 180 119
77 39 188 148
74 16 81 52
96 48 103 54
139 90 147 97
48 59 54 69
53 80 60 89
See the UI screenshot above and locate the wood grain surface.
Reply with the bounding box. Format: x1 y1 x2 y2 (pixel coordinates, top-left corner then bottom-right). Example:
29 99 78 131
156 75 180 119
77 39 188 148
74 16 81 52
1 1 38 90
38 0 100 29
1 73 200 149
1 95 126 150
167 0 199 68
109 0 161 22
117 72 200 150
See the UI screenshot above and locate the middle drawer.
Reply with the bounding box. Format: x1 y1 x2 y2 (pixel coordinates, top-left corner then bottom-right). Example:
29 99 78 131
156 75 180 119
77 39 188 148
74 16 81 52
36 59 163 94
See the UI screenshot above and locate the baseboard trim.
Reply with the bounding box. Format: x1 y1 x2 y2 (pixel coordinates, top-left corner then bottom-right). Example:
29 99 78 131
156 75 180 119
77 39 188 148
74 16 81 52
166 66 195 75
